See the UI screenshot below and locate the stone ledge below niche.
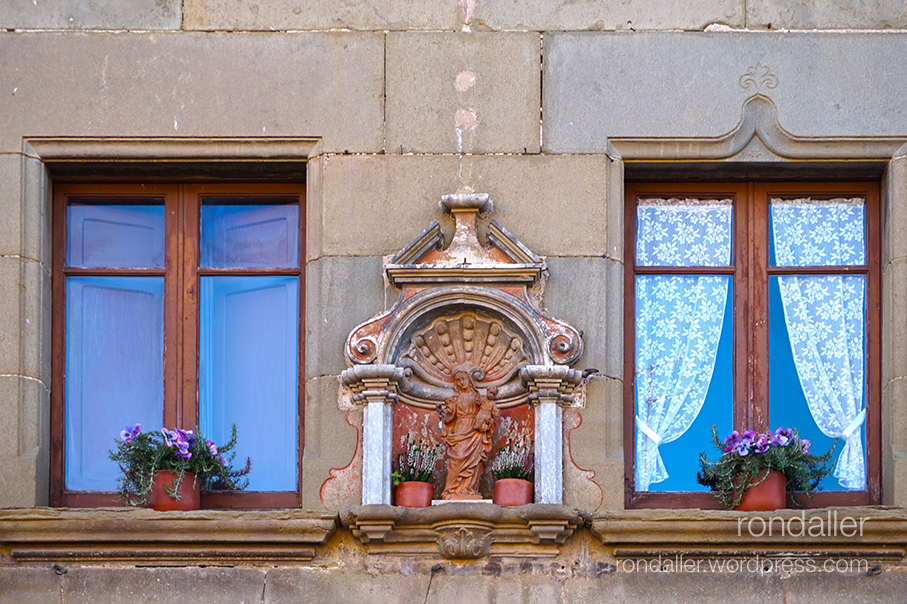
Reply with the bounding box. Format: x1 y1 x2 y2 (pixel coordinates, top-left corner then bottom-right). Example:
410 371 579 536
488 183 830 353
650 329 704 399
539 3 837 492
0 508 337 565
339 503 588 559
591 507 907 562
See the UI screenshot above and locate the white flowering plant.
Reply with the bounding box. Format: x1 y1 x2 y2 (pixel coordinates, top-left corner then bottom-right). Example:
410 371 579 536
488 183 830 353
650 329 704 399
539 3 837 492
391 434 442 486
491 434 534 482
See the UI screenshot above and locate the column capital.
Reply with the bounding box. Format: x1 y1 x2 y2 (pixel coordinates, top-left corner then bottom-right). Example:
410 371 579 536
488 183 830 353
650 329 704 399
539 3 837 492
520 365 582 407
341 364 404 406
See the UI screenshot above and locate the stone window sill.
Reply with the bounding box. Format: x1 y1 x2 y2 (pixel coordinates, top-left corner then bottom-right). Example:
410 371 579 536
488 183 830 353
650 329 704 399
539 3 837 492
0 508 337 566
591 507 907 562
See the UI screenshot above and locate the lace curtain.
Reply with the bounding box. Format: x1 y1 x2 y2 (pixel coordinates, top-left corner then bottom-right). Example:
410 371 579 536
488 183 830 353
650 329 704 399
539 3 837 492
635 199 731 491
771 197 866 489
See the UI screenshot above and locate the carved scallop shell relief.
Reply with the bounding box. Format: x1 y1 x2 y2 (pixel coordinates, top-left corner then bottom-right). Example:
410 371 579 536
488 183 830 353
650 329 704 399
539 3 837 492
397 312 530 409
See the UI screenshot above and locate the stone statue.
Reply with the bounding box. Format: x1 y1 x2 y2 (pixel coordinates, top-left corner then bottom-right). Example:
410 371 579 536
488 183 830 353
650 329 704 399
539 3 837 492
436 369 499 500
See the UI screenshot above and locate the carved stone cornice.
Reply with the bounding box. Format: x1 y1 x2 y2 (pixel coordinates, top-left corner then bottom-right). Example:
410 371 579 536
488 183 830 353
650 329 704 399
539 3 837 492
0 508 337 565
591 508 907 561
340 503 588 559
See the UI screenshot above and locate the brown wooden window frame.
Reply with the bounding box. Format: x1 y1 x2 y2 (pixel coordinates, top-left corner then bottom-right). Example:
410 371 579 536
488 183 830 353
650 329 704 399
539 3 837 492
50 182 306 509
624 181 881 509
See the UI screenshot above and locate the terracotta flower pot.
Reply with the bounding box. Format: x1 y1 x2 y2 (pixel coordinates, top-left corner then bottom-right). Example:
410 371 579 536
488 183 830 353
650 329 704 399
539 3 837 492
493 478 534 506
734 470 786 511
149 470 200 511
395 481 434 508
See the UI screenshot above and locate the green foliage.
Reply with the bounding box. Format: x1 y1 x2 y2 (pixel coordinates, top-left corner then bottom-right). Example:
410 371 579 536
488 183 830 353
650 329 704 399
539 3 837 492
697 425 837 509
108 424 251 507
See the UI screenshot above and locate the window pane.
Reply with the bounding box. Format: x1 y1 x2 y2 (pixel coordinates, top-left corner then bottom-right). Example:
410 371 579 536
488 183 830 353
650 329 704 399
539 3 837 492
200 198 299 268
65 277 164 490
770 197 865 266
769 275 867 491
636 198 732 267
199 276 298 491
635 275 732 491
67 202 165 268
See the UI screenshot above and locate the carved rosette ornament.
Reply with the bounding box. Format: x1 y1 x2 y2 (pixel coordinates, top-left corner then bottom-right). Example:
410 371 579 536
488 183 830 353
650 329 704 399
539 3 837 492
340 192 585 506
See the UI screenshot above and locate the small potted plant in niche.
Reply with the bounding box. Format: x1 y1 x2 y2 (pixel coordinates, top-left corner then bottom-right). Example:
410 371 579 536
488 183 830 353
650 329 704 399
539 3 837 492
697 426 837 511
109 423 251 511
391 434 442 508
491 433 534 506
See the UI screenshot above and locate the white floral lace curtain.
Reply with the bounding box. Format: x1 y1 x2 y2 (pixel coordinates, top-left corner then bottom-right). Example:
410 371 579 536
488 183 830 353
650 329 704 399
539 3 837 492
771 197 867 490
635 199 731 491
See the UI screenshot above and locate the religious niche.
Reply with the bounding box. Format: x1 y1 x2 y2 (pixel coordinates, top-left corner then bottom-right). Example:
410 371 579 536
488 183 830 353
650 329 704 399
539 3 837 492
339 192 585 508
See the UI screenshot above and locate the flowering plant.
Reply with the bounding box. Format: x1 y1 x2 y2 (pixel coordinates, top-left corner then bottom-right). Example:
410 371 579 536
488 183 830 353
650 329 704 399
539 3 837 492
391 434 442 486
108 423 251 506
491 434 534 482
697 425 837 509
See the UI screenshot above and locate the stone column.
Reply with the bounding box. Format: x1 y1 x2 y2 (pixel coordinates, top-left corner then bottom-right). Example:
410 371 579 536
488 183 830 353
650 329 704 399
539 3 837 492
520 366 582 505
340 365 404 505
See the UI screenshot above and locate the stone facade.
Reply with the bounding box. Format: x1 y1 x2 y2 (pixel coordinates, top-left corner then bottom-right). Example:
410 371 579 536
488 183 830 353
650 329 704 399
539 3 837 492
2 1 907 602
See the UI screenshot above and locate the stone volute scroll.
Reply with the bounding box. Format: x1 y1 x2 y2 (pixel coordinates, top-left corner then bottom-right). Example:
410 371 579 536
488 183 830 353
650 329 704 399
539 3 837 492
340 192 584 507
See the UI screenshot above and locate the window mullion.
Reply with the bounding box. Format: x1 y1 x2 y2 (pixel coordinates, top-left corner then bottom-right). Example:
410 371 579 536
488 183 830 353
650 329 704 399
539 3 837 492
163 185 182 429
179 184 201 430
748 182 770 432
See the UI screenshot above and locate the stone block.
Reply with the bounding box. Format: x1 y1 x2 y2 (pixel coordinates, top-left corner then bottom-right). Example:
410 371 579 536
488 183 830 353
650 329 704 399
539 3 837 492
0 153 50 269
305 256 385 380
0 155 22 261
564 378 623 511
386 32 541 154
0 0 180 30
302 375 360 511
883 375 907 506
781 566 907 603
747 0 907 30
264 569 426 603
64 567 266 604
0 257 51 384
0 567 61 604
0 376 50 508
184 0 460 32
315 154 611 259
473 0 744 32
544 257 623 379
882 258 907 385
544 32 907 154
583 571 782 602
0 32 384 154
885 154 907 266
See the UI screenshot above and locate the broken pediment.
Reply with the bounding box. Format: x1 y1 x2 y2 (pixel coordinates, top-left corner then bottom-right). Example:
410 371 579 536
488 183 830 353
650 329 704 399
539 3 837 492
345 192 583 403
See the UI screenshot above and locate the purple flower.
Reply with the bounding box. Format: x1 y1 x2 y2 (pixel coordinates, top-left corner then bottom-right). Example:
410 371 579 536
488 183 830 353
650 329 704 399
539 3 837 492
120 423 141 443
771 427 792 447
162 428 179 447
799 439 811 454
217 455 228 466
723 431 741 453
206 439 218 456
177 429 197 449
754 433 770 454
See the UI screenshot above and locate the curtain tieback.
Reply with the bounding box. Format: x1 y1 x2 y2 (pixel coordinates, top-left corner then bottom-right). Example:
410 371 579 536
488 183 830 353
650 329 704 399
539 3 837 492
636 416 663 446
841 409 866 441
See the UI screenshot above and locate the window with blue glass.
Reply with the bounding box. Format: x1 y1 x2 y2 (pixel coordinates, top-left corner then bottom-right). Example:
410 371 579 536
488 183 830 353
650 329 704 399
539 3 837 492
52 184 304 507
625 182 880 508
